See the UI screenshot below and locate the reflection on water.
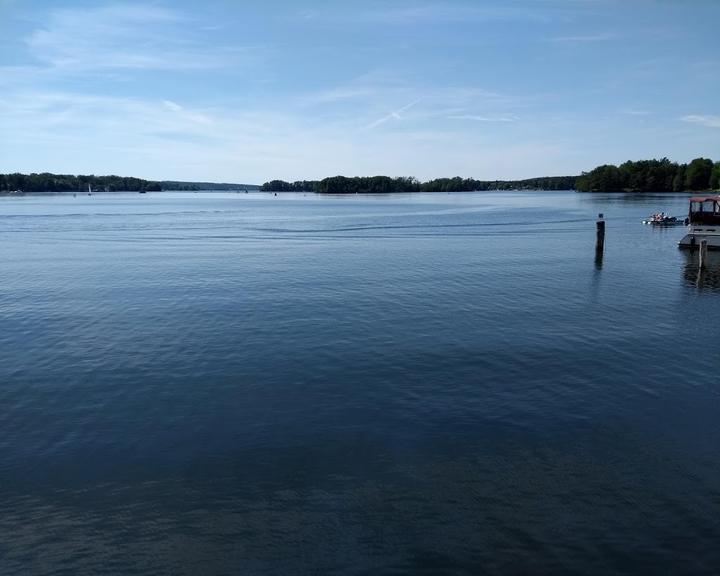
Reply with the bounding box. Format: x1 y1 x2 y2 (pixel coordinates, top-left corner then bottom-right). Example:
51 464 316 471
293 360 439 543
682 249 720 290
594 242 604 269
580 191 692 207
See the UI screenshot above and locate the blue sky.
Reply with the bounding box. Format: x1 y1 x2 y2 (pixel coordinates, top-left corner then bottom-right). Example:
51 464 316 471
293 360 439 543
1 0 718 183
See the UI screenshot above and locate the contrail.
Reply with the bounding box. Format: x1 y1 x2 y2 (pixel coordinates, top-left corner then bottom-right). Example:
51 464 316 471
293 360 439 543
363 98 422 130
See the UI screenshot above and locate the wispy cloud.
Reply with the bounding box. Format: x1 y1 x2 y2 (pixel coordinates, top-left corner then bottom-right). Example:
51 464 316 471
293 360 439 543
0 92 219 140
548 32 616 43
306 4 555 25
363 99 423 130
3 0 716 183
305 87 378 104
163 100 213 125
0 89 318 178
305 74 523 110
302 76 538 134
0 87 616 184
681 115 720 128
620 108 652 116
25 3 255 72
448 114 518 122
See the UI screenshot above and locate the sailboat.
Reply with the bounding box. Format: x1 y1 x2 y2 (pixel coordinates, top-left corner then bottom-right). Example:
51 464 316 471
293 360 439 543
87 184 92 196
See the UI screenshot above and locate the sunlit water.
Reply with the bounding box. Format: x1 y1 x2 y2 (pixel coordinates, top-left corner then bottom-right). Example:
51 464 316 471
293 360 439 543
1 191 719 575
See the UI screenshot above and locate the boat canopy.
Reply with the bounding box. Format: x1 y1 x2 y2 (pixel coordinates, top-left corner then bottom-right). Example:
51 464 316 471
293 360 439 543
688 196 720 225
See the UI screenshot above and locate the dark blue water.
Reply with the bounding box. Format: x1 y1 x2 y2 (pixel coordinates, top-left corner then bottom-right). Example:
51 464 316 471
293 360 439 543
1 191 719 575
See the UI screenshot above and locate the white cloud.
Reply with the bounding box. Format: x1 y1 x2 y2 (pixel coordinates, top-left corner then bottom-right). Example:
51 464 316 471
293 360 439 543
681 115 720 128
24 3 254 72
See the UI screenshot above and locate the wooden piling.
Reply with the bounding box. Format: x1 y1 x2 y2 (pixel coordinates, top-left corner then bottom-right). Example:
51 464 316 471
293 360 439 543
594 213 605 268
699 239 708 270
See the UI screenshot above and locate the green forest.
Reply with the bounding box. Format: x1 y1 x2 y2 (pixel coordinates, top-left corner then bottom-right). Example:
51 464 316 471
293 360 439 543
261 175 577 193
0 173 161 192
0 173 258 192
263 158 719 193
3 157 719 194
575 157 719 192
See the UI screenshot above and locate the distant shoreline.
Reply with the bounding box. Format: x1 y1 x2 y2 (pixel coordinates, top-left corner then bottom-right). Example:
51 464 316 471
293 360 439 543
0 172 260 194
4 189 717 198
3 156 719 195
260 157 719 194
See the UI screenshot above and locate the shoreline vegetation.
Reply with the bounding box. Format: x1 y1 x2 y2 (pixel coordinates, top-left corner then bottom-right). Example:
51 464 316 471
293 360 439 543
576 157 719 193
2 157 718 194
0 173 259 193
262 157 719 193
262 175 577 193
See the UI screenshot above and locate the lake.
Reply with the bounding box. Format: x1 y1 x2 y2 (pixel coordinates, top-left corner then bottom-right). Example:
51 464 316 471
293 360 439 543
1 190 719 575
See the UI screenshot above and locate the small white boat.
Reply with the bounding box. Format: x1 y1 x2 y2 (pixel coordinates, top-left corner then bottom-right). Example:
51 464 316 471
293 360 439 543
678 196 720 250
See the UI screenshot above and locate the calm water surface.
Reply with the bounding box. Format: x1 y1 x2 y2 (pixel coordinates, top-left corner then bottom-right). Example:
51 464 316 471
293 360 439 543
1 191 719 575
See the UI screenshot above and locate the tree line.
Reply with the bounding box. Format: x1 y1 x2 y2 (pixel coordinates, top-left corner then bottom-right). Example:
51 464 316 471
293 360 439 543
575 157 720 192
0 173 260 192
5 158 718 194
261 175 578 193
0 173 162 192
262 158 720 194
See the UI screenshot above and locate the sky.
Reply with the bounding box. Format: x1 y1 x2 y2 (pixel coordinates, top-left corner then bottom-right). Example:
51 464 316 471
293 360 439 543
0 0 718 184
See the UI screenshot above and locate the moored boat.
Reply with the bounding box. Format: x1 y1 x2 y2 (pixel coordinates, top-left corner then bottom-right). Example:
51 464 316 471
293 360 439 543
678 196 720 249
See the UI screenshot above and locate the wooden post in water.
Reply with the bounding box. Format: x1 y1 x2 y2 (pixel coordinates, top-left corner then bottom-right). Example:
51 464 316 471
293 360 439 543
594 213 605 268
596 213 606 245
699 239 708 270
